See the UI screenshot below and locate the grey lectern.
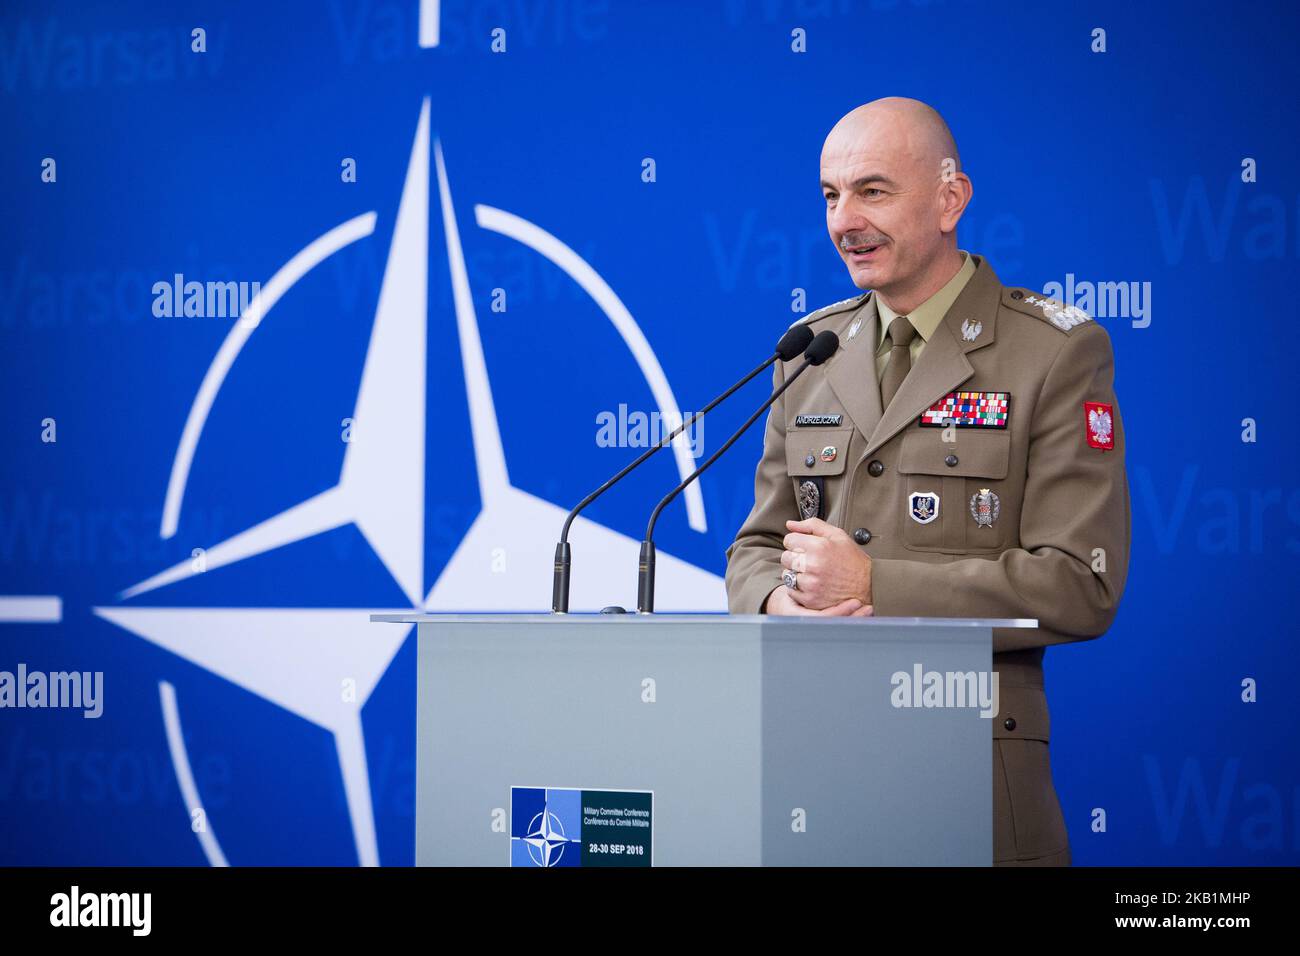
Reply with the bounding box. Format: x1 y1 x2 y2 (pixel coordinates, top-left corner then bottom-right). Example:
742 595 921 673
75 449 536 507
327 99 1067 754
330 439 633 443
369 613 1036 867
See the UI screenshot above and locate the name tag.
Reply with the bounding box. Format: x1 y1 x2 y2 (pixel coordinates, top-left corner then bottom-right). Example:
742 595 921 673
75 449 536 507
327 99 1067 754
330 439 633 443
794 414 843 427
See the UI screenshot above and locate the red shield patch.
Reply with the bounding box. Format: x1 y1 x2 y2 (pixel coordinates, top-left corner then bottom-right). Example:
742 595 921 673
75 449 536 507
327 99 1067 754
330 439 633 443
1084 401 1114 450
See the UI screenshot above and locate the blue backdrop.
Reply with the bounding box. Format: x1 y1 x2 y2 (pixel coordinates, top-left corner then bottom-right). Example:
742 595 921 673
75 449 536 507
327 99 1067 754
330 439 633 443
3 0 1298 866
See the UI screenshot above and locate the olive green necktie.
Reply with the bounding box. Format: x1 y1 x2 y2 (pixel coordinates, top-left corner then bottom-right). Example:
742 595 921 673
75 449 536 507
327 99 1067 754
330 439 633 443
880 315 916 408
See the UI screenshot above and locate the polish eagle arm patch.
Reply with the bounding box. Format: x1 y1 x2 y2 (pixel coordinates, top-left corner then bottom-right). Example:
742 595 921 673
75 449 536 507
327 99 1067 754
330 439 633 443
1085 401 1114 449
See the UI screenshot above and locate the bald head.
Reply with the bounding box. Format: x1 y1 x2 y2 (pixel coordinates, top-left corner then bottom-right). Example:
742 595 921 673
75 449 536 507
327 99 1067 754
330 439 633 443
819 97 972 310
822 97 960 177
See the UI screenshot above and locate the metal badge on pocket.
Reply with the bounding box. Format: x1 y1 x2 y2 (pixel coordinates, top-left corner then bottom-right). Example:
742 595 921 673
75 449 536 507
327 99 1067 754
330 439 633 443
797 477 825 519
970 488 1000 528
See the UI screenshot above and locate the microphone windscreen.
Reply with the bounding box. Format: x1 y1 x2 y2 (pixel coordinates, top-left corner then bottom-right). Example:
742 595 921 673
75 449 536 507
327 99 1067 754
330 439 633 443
804 330 840 365
774 324 814 361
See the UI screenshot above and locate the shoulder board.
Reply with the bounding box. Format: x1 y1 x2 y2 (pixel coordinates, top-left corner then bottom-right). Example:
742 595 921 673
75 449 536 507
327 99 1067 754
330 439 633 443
787 292 869 329
1002 288 1093 334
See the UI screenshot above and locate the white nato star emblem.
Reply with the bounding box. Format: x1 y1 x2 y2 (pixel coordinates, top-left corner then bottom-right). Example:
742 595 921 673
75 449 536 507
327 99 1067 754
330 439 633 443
523 808 581 867
92 96 723 867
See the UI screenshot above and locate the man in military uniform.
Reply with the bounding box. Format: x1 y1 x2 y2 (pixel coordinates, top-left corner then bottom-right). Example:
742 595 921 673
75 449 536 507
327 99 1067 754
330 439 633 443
724 97 1130 866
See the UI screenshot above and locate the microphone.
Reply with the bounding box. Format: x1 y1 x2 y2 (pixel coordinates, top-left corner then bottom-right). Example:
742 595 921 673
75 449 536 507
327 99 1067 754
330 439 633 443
636 329 840 614
551 323 815 613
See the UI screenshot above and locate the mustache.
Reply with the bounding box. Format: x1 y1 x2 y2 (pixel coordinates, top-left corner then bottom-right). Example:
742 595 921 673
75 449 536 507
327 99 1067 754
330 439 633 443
840 234 889 251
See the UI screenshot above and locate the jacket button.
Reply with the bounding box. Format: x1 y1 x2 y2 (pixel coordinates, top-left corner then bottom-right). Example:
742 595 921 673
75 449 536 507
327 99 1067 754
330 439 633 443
867 459 884 477
853 528 872 545
1010 290 1023 300
804 454 815 468
944 454 958 467
1003 717 1016 732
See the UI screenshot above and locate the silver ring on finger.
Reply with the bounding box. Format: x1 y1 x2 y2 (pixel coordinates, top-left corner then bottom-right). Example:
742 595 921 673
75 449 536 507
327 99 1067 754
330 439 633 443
782 568 799 591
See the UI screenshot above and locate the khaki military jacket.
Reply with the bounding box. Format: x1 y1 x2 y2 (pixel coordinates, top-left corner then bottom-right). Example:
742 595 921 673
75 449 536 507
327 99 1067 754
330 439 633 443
724 254 1130 864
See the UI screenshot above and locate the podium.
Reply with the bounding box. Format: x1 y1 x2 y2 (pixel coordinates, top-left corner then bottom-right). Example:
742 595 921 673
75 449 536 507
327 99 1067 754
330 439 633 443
370 613 1036 866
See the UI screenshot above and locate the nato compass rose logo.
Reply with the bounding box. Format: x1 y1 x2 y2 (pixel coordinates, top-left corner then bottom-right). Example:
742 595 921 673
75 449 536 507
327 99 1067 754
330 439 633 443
511 787 583 867
522 809 579 867
88 9 723 868
521 809 580 867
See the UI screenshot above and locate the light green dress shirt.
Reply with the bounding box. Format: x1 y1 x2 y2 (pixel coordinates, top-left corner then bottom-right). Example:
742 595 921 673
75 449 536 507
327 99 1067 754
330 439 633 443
873 250 977 381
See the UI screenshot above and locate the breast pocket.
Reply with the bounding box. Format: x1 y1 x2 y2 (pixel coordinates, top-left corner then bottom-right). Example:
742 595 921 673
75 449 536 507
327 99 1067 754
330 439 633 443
784 427 852 521
897 428 1011 553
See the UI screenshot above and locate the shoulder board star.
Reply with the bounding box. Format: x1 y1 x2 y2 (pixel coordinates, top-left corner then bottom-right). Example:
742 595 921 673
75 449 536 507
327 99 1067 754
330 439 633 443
788 292 869 328
1003 288 1094 334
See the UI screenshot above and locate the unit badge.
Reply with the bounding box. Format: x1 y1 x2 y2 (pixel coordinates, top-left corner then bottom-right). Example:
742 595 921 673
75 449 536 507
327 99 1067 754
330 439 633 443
908 491 940 524
920 391 1010 428
960 318 982 342
797 479 824 519
969 488 1000 528
820 445 837 462
1084 401 1114 450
